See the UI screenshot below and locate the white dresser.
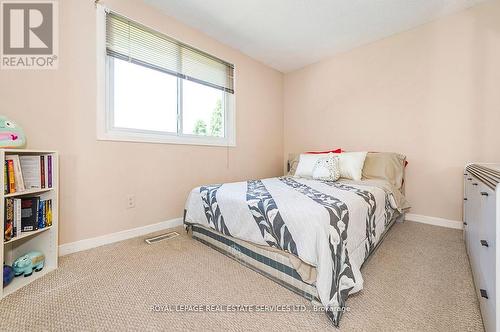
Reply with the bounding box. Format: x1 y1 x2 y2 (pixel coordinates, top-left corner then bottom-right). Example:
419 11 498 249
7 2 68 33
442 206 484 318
464 163 500 332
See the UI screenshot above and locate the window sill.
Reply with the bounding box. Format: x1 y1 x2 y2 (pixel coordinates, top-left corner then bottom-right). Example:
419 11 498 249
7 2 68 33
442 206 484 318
97 130 236 147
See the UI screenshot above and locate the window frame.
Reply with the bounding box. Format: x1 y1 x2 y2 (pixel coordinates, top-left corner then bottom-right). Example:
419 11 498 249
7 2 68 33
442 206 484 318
96 5 236 147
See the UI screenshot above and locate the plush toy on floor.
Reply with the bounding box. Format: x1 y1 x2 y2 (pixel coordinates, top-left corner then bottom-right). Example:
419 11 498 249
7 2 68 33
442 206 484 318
13 251 45 277
0 115 26 148
3 265 14 287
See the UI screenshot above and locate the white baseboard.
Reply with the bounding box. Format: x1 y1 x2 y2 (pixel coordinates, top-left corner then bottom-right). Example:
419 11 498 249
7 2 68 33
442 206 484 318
58 213 461 256
58 217 183 256
405 213 463 230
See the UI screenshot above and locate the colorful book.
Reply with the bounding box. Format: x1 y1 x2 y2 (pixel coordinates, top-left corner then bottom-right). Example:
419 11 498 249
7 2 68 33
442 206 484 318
12 199 17 237
6 155 25 192
47 155 52 188
14 198 22 237
21 197 39 232
46 200 52 227
4 198 14 241
40 155 45 189
4 160 8 194
7 159 15 193
37 200 45 229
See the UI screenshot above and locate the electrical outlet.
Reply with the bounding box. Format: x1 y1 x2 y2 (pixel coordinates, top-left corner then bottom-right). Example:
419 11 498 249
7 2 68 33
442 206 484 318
127 195 136 209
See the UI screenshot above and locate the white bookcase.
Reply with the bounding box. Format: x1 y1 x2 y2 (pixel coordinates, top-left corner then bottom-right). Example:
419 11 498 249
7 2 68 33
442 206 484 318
1 149 58 299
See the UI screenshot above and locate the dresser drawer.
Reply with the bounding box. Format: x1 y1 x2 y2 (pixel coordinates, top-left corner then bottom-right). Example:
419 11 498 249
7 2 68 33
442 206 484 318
466 175 483 284
464 164 500 332
464 174 473 254
477 184 497 332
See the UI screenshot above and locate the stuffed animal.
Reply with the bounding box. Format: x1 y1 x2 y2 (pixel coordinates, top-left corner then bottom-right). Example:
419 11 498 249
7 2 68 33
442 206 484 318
13 251 45 277
0 116 26 148
3 265 14 287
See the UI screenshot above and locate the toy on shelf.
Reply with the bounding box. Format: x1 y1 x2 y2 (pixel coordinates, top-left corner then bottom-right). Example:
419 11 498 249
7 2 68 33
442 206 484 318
3 265 14 287
12 251 45 277
0 115 26 148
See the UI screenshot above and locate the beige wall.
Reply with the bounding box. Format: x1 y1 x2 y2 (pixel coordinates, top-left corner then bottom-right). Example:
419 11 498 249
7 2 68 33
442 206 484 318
284 1 500 221
0 0 284 244
3 0 499 245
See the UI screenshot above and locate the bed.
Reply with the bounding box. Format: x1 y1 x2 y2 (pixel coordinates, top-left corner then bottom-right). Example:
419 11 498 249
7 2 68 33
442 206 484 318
183 152 409 327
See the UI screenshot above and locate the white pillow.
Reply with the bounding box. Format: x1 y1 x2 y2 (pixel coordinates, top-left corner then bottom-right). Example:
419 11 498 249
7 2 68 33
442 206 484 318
312 154 340 181
294 154 324 178
336 152 368 181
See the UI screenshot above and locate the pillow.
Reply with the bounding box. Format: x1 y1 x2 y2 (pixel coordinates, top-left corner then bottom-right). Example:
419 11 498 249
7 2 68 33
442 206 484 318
336 152 368 181
362 152 406 190
306 148 343 154
287 151 340 176
294 154 326 178
312 153 340 181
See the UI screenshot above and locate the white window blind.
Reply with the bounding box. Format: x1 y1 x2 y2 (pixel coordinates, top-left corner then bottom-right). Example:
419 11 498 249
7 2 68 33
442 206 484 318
105 11 235 94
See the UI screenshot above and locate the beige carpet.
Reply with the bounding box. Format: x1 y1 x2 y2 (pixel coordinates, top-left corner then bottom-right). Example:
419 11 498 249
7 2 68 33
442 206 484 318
0 221 483 331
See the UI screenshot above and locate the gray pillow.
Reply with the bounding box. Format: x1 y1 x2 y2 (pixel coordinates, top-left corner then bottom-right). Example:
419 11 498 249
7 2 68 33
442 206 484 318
362 152 406 191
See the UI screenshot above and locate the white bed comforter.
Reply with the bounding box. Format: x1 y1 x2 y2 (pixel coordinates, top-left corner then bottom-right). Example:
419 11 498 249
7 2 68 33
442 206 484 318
184 177 400 326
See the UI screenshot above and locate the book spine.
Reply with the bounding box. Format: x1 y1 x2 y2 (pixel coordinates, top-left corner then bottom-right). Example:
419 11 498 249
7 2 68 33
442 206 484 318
21 198 38 232
48 155 52 188
38 200 45 229
7 159 15 193
46 199 52 227
40 155 45 189
43 200 47 228
15 198 22 236
12 199 17 237
4 160 8 194
34 198 39 230
4 198 14 241
13 155 25 192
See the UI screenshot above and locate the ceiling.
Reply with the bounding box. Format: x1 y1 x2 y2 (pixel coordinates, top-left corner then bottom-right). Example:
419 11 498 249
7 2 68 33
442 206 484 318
145 0 487 72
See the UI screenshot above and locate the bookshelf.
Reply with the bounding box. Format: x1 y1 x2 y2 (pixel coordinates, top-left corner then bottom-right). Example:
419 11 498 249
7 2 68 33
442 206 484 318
1 149 58 299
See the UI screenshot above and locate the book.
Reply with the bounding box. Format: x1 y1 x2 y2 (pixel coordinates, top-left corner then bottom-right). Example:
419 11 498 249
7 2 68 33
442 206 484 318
43 200 47 227
7 159 15 193
21 197 39 232
37 200 45 229
14 198 22 237
4 198 14 241
5 155 25 192
4 160 8 194
46 200 52 227
40 155 45 189
47 155 52 188
19 156 42 189
42 155 49 189
12 199 17 237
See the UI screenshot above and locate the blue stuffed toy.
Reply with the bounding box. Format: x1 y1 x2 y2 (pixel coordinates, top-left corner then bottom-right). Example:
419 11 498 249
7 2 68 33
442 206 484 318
3 265 14 287
13 251 45 277
0 115 26 148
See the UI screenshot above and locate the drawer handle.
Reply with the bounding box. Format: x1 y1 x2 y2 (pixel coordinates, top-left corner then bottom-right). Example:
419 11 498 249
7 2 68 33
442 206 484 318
463 222 468 225
480 192 489 196
468 178 472 181
480 289 488 299
472 183 478 186
463 198 468 201
480 240 489 247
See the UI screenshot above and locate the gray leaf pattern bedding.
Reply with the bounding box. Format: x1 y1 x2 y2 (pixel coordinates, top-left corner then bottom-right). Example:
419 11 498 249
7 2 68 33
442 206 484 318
200 184 231 236
322 182 378 259
186 177 400 327
247 180 298 255
279 177 355 324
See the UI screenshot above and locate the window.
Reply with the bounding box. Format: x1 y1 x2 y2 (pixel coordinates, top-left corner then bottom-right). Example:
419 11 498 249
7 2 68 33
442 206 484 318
97 10 235 146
